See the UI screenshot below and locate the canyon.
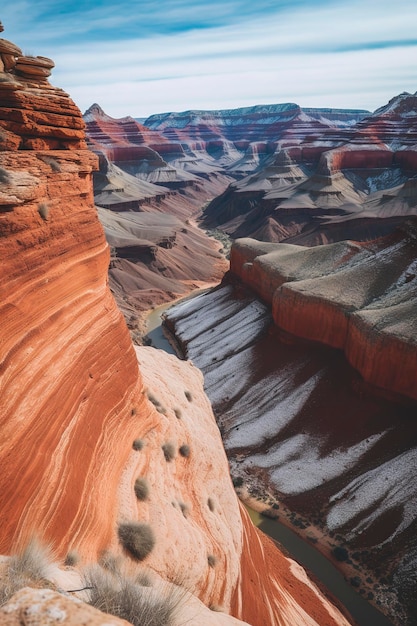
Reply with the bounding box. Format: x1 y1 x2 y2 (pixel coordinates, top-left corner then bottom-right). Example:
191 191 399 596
82 78 417 626
164 226 417 626
85 95 417 338
0 23 354 626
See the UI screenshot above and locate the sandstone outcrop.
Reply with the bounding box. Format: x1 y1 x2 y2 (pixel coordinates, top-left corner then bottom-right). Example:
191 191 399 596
0 24 351 626
230 227 417 402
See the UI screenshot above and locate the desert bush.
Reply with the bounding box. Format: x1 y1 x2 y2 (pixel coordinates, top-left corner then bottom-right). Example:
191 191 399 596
64 549 79 567
179 444 190 458
132 439 144 451
147 391 166 414
38 202 49 221
207 554 217 568
98 550 122 574
118 522 155 561
0 538 52 606
184 390 193 402
134 477 149 501
207 497 215 512
0 166 10 184
84 564 182 626
179 502 189 518
162 442 176 462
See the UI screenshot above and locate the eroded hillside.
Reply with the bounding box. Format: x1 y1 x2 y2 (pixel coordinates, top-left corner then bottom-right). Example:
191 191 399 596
165 229 417 625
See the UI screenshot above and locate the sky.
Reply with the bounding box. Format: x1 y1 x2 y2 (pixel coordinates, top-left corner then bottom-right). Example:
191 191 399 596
1 0 416 119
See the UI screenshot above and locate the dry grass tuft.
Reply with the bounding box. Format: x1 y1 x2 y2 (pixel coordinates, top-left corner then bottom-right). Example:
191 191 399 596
0 537 53 606
84 564 183 626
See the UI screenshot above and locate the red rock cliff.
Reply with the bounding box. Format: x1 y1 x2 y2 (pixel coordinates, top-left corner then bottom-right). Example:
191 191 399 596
0 28 351 626
230 230 417 402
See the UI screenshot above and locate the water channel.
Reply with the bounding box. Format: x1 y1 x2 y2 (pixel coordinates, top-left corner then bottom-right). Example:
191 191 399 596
144 296 395 626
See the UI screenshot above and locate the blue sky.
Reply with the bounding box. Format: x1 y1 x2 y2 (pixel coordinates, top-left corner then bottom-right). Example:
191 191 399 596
1 0 416 118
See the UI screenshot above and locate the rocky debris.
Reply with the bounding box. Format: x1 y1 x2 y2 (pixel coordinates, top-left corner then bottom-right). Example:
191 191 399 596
0 588 131 626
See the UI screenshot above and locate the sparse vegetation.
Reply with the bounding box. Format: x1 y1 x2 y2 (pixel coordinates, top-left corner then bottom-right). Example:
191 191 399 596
64 549 79 567
207 497 215 512
118 522 155 561
99 550 122 574
132 439 144 451
84 564 182 626
332 546 349 562
162 442 176 462
207 554 217 568
179 444 190 458
184 390 192 402
147 391 166 414
0 538 53 606
38 202 49 221
134 477 149 501
232 476 244 488
179 502 189 518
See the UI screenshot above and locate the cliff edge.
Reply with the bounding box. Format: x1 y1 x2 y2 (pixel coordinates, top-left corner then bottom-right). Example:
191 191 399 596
0 23 351 626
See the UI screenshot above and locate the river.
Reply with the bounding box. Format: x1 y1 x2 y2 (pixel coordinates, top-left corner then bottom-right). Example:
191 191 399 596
144 296 394 626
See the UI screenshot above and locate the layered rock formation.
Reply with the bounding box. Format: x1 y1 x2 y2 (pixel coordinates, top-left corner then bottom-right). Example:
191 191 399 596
165 229 417 625
200 93 417 244
0 24 351 626
83 105 232 330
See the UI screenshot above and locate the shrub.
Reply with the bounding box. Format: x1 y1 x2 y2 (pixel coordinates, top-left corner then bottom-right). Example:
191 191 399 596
99 550 122 574
118 522 155 561
332 546 349 562
232 476 244 488
38 202 49 221
179 444 190 458
147 392 166 415
0 537 52 606
134 477 149 501
179 502 189 518
84 565 182 626
207 554 217 568
184 390 192 402
64 549 79 567
162 442 176 462
132 439 144 451
207 497 215 512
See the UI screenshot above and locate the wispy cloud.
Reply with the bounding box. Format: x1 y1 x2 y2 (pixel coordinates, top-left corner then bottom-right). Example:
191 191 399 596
1 0 416 117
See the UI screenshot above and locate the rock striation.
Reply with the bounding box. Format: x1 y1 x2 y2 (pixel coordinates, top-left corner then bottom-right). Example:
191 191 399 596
199 93 417 244
230 228 417 402
165 229 417 625
0 24 351 626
